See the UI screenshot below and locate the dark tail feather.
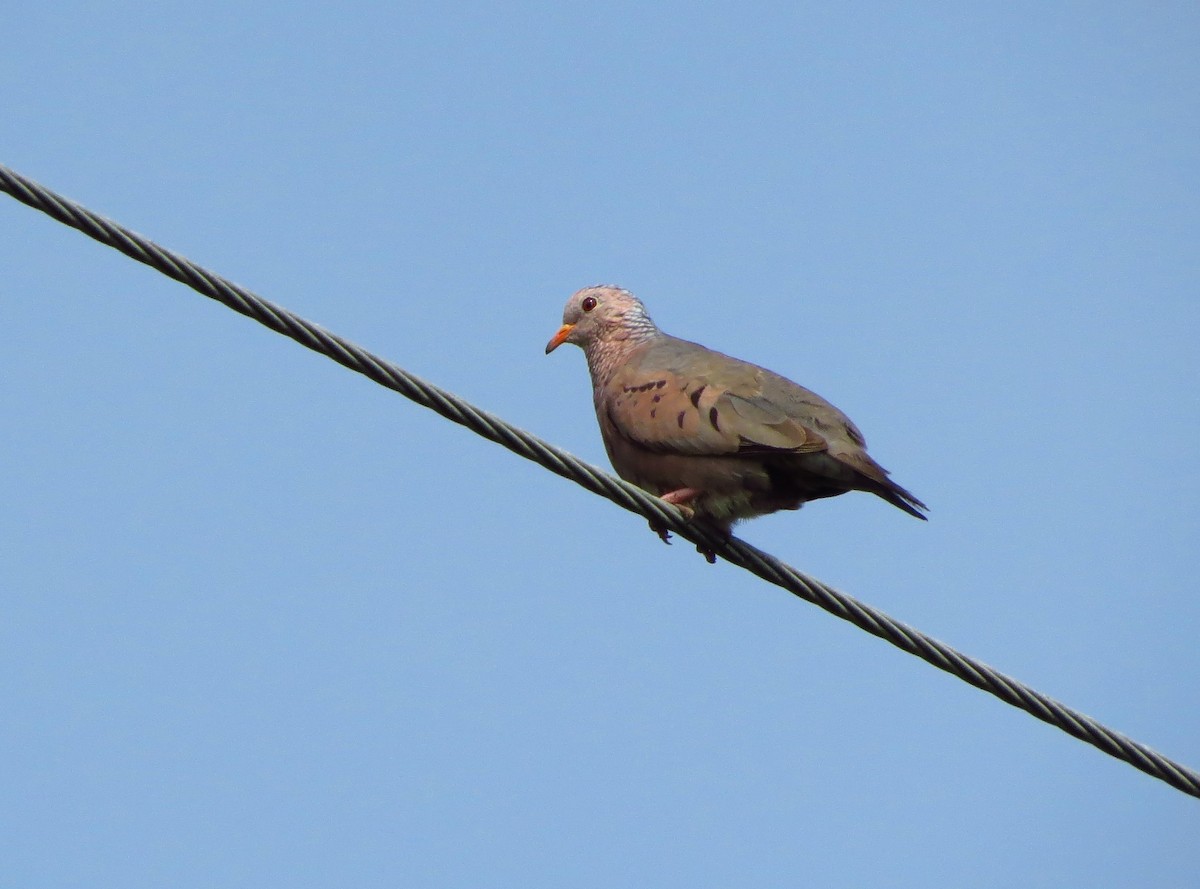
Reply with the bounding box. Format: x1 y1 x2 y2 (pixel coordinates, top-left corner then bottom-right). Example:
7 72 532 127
842 452 928 520
876 480 928 521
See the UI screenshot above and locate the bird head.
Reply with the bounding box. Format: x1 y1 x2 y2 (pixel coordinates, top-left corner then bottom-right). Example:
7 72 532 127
545 285 656 353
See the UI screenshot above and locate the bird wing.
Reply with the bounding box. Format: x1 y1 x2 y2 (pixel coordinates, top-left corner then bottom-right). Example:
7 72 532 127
599 339 831 457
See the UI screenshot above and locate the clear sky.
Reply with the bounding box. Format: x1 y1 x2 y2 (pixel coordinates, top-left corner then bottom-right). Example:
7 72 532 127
3 3 1197 886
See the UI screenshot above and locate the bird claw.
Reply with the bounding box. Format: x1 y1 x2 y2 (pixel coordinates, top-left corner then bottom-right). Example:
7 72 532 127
650 507 723 565
649 489 700 547
650 524 717 563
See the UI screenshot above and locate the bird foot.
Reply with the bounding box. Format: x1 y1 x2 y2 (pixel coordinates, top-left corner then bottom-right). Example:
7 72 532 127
649 489 729 565
649 521 718 563
649 489 699 546
695 523 732 564
649 521 673 545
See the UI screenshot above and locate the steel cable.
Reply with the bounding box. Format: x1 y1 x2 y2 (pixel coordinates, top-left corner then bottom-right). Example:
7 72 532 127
3 161 1196 799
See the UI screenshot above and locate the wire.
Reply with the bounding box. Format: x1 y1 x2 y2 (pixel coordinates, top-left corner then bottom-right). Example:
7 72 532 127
2 161 1197 800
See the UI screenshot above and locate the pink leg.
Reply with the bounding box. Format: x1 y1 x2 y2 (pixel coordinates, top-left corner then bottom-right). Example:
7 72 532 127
648 488 702 546
651 489 729 564
660 488 703 509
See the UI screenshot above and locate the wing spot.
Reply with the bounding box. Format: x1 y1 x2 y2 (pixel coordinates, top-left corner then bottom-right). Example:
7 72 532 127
677 411 686 429
709 407 721 432
652 394 661 403
689 386 706 408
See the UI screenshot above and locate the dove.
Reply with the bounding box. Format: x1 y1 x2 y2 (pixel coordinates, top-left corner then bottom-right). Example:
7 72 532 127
545 285 926 562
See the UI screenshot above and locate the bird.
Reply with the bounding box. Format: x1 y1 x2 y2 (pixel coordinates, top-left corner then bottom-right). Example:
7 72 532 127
545 285 926 562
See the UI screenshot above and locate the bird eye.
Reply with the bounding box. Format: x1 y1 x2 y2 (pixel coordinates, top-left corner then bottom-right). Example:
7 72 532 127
581 296 598 312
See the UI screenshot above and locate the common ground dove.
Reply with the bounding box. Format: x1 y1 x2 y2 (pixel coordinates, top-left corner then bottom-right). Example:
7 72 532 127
546 285 926 561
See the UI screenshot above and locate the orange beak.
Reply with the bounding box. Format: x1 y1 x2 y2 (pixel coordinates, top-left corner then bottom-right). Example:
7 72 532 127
545 323 575 354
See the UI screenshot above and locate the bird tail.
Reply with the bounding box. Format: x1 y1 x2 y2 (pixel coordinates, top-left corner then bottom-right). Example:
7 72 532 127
876 480 928 521
834 451 928 520
847 452 928 520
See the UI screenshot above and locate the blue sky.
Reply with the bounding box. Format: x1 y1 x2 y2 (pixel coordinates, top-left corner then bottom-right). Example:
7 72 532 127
2 3 1197 886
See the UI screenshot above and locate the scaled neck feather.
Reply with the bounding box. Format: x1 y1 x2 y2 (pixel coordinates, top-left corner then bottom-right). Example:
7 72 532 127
583 312 661 387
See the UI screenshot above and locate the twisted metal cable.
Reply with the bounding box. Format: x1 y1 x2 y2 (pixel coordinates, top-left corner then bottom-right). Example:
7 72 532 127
3 161 1196 800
